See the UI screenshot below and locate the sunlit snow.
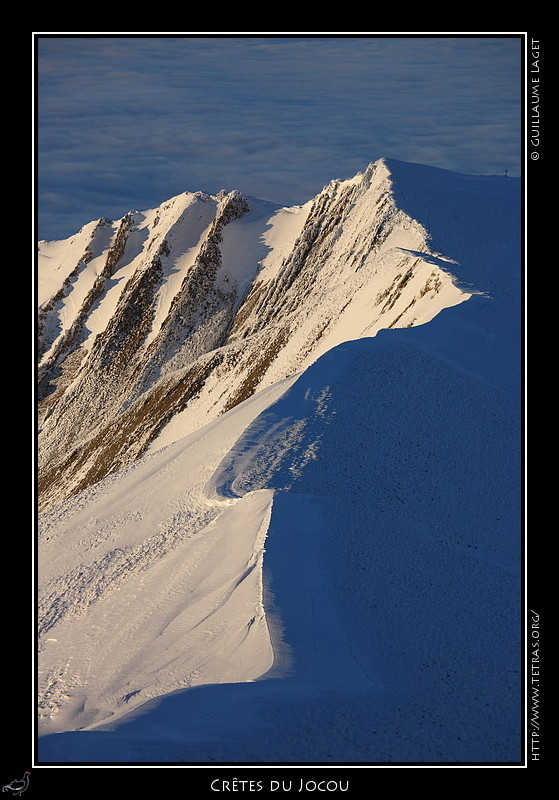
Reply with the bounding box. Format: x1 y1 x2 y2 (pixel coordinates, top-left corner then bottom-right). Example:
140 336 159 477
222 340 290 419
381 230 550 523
37 159 522 764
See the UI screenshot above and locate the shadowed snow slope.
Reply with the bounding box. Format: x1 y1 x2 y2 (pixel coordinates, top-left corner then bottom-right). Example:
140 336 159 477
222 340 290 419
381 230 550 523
37 160 521 764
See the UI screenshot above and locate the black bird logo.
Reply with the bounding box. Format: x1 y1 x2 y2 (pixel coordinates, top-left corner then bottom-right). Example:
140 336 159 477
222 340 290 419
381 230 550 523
2 773 30 796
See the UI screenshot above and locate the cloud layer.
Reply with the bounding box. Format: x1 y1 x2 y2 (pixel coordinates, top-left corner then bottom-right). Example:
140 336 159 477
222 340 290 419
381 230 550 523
37 35 522 241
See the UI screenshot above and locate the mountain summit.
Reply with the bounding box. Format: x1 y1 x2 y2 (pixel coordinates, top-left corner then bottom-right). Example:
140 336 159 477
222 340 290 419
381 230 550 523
38 159 490 511
37 159 522 764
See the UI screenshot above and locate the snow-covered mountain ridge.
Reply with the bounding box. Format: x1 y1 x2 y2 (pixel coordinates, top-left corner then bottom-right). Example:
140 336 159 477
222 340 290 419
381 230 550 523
38 159 475 513
37 159 522 763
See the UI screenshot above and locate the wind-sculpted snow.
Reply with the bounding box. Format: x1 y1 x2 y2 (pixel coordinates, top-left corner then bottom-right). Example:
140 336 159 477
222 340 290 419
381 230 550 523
37 159 521 763
37 375 296 734
38 298 521 762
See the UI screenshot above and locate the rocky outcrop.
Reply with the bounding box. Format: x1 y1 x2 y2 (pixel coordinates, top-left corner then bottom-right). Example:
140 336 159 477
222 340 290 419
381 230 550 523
38 215 135 401
133 190 250 392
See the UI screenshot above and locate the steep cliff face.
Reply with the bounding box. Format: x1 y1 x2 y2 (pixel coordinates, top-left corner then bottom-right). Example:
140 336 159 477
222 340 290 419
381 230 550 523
37 159 470 511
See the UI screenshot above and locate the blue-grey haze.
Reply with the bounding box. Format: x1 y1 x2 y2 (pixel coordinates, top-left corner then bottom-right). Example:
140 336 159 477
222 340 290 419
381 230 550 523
37 35 522 242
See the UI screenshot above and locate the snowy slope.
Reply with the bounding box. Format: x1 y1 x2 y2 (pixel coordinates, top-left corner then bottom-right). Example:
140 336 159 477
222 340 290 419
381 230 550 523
37 375 296 734
37 160 522 764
